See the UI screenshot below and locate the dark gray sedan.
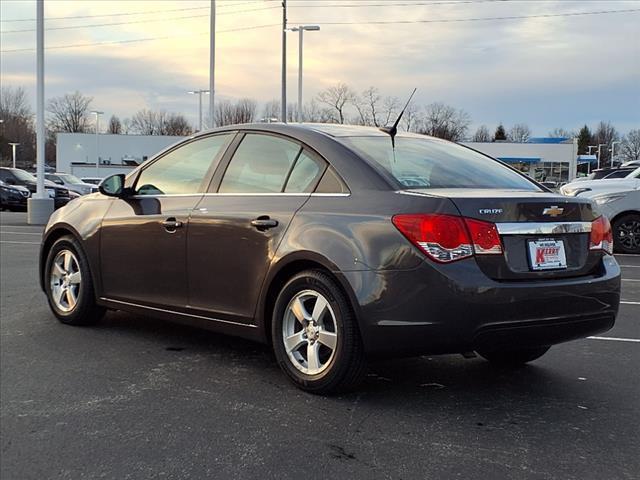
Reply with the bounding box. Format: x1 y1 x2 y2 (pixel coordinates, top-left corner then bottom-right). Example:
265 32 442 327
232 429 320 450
39 124 620 393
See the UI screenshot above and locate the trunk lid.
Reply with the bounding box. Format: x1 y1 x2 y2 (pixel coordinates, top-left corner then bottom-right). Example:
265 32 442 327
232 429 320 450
407 188 602 280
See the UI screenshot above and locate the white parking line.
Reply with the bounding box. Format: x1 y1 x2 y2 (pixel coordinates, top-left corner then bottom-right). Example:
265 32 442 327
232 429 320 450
588 336 640 343
620 265 640 268
621 301 640 305
0 241 40 245
0 232 42 235
622 279 640 282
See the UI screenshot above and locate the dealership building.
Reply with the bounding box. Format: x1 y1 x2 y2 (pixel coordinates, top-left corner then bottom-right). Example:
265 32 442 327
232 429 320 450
56 132 579 183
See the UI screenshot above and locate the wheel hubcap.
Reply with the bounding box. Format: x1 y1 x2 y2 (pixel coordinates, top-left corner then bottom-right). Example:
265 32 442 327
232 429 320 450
618 220 640 250
282 290 337 375
50 249 82 313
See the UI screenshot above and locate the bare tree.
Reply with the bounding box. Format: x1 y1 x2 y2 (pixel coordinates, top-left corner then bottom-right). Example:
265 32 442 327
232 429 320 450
131 109 165 135
47 91 93 133
261 99 280 122
549 127 575 138
316 82 355 124
418 102 470 142
215 98 257 126
471 125 492 142
121 118 132 134
165 114 193 136
507 123 531 143
0 86 35 167
620 129 640 161
401 102 422 132
108 115 122 134
593 121 620 164
380 96 400 127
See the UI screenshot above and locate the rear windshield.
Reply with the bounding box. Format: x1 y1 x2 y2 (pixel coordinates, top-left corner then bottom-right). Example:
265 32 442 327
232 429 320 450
341 136 540 191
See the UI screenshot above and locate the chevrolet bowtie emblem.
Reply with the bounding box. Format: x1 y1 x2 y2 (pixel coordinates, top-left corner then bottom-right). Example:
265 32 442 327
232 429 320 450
542 206 564 217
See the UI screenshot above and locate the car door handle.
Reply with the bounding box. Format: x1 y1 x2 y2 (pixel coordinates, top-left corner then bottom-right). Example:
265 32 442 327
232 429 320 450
250 217 278 230
162 218 183 232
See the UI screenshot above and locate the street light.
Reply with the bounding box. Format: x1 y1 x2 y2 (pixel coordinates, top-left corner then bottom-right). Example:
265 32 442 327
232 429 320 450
8 143 20 168
91 111 104 175
597 143 607 169
188 90 210 131
610 140 621 167
287 25 320 123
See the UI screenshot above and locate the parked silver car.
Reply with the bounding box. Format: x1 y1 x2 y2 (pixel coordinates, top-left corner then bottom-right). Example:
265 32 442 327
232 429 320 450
43 173 99 195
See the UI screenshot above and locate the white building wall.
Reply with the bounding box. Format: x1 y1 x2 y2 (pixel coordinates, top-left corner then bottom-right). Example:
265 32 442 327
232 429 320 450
56 133 187 177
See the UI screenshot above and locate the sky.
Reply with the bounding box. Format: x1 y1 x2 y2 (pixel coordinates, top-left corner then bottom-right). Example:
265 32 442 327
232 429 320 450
1 0 639 136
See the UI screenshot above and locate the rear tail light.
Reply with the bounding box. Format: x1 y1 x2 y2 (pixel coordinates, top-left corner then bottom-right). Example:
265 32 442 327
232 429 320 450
392 214 502 263
590 215 613 255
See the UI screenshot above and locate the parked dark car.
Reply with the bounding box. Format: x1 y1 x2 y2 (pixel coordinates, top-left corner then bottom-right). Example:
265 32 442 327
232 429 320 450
0 179 31 210
39 124 620 393
586 167 636 180
0 167 71 209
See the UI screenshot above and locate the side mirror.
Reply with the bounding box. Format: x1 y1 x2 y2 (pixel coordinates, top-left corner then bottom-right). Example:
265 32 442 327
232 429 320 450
99 174 128 197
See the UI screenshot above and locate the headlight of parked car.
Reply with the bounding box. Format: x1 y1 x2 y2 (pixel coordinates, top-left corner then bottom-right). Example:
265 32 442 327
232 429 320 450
594 193 626 205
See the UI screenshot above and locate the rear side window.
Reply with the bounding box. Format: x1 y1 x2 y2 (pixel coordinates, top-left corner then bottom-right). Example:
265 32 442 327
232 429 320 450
284 151 324 193
341 136 540 191
219 134 302 193
136 134 232 195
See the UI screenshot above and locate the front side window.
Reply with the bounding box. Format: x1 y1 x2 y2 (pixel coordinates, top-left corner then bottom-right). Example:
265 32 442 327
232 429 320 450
135 134 232 195
219 134 302 193
341 136 541 191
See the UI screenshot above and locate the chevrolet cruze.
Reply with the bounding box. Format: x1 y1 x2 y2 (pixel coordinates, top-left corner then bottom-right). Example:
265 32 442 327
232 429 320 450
40 124 621 393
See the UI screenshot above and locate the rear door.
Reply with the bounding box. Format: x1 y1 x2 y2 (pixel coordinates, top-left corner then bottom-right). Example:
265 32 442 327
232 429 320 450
99 133 234 308
187 132 327 324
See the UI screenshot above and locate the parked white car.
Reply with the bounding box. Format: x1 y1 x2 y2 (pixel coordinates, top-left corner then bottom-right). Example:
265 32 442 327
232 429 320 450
560 167 640 197
564 181 640 254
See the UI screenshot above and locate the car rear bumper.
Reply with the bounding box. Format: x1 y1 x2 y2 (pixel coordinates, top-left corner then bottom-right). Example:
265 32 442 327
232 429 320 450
344 255 621 357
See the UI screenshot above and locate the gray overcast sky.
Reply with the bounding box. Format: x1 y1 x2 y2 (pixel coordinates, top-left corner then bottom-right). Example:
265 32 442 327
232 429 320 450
1 0 639 135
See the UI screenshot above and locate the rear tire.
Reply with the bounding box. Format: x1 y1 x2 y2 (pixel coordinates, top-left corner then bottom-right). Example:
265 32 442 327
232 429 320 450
477 346 550 366
271 270 366 394
612 213 640 254
44 235 105 326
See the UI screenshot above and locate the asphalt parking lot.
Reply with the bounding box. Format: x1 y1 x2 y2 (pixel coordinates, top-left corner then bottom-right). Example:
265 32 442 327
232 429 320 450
1 211 638 480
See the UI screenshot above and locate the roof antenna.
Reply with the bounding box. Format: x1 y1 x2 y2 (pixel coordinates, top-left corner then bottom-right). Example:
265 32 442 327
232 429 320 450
379 87 417 150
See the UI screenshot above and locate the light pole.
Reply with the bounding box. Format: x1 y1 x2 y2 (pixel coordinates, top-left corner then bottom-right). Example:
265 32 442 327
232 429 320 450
91 111 103 175
8 143 20 168
281 0 287 123
188 90 210 131
287 25 320 123
597 143 607 169
209 0 216 129
610 140 621 167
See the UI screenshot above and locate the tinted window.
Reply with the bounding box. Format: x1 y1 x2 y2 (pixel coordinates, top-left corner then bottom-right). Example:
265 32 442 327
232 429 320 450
136 134 231 195
341 136 540 190
284 151 324 193
315 168 348 194
219 134 301 193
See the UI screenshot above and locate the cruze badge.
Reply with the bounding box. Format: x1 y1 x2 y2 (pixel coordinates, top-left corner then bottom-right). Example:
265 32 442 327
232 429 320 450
543 206 564 217
479 208 503 215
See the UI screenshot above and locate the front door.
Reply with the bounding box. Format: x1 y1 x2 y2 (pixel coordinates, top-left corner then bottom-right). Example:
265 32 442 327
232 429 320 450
187 132 327 323
99 133 234 308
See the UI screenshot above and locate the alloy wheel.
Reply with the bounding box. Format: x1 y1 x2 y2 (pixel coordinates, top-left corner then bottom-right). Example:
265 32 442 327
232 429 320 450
282 290 338 375
617 219 640 250
50 249 82 313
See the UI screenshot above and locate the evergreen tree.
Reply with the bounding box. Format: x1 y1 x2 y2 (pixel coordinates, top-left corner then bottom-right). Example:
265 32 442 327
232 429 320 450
494 124 506 141
577 125 592 155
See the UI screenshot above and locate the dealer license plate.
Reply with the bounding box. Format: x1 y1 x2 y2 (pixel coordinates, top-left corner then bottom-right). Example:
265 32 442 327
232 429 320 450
528 239 567 271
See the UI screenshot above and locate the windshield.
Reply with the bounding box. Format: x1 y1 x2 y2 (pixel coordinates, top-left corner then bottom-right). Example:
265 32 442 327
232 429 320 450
626 167 640 179
57 173 83 184
340 136 540 191
11 169 37 182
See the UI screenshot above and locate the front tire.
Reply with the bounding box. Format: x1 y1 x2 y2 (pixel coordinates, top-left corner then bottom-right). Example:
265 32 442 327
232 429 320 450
477 346 550 366
271 270 366 394
612 213 640 254
44 235 105 325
